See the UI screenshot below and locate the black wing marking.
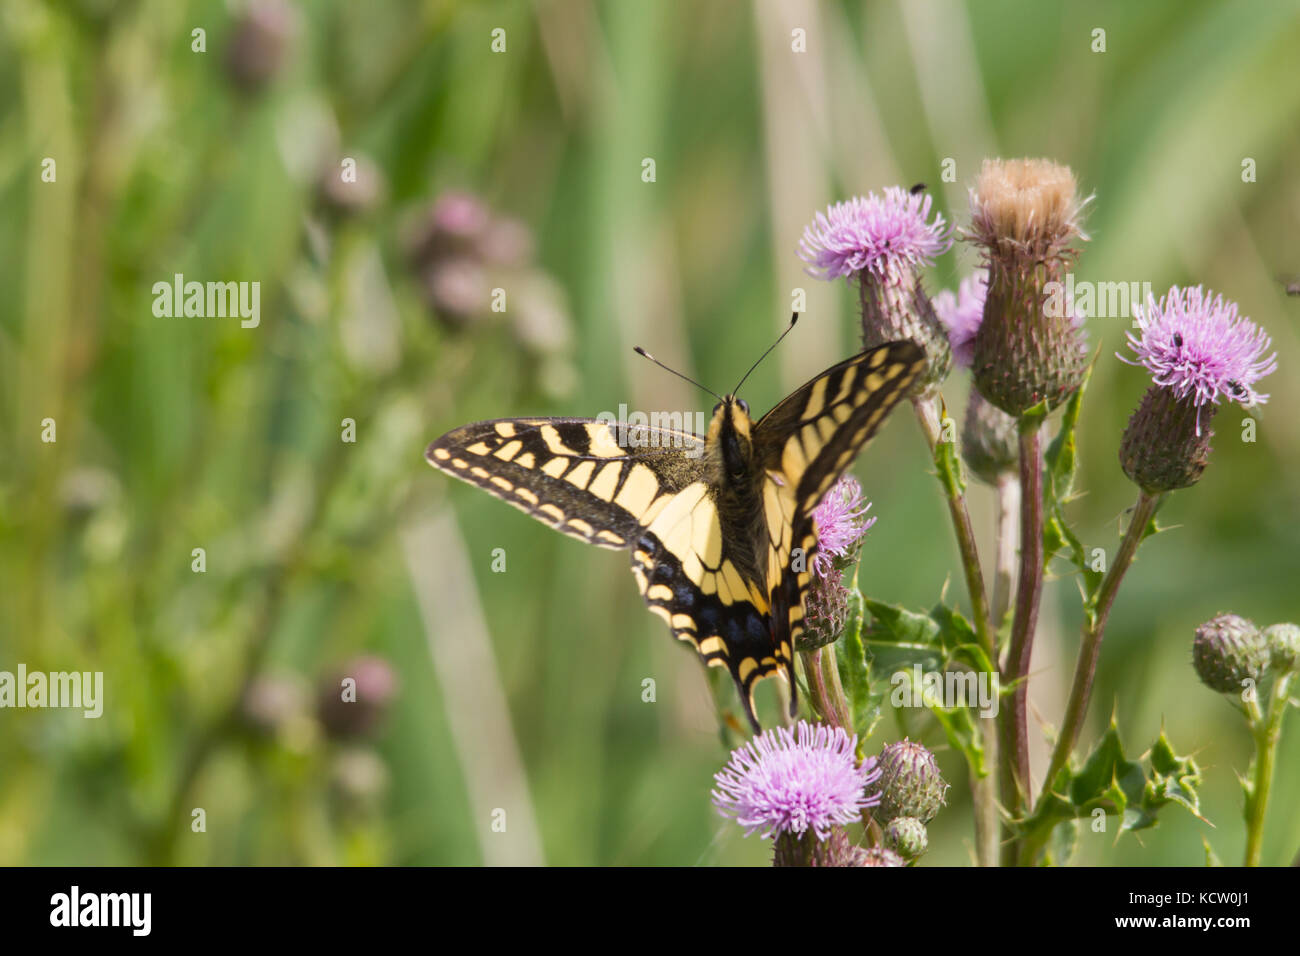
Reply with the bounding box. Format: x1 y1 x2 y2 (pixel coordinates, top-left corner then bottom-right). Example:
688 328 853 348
426 417 705 549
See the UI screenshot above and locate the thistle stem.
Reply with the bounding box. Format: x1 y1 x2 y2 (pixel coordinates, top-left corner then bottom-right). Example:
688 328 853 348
801 645 851 731
1244 673 1291 866
1039 490 1163 801
911 394 998 866
992 472 1020 632
910 396 996 660
1000 423 1044 862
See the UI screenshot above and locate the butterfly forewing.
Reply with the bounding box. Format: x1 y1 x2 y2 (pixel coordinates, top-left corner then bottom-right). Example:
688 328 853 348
427 417 705 549
754 341 925 657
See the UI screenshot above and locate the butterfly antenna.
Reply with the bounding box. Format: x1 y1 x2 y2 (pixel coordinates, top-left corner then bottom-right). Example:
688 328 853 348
632 346 723 402
733 312 799 396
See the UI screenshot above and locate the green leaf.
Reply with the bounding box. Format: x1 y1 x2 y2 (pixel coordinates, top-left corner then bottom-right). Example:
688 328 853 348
934 421 966 499
1015 717 1208 861
837 589 874 732
860 598 946 674
863 598 994 776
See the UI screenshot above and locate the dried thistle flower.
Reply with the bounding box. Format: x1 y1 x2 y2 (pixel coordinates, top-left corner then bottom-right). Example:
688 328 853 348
965 159 1090 416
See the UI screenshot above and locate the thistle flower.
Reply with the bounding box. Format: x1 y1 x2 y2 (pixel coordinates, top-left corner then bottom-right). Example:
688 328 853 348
874 738 949 825
799 189 952 282
1121 286 1276 420
800 189 954 390
712 721 881 842
965 158 1090 416
933 270 988 369
1119 286 1276 492
811 474 875 580
1192 613 1269 695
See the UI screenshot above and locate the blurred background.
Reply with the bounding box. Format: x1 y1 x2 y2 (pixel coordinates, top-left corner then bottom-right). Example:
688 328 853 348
1 0 1297 866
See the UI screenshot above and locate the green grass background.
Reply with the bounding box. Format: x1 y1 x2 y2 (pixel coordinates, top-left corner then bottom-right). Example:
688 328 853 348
1 0 1298 865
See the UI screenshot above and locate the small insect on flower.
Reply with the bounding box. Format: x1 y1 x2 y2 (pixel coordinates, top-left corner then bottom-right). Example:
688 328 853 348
798 187 952 282
909 182 927 195
1121 285 1277 418
712 721 881 842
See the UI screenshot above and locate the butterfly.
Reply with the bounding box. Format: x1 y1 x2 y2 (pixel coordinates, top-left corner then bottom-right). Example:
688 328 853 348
426 328 924 730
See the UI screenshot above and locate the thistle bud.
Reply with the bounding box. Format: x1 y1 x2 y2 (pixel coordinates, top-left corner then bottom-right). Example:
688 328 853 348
318 655 399 739
961 387 1019 483
1192 613 1269 694
240 675 309 737
317 154 386 219
1119 385 1213 493
875 738 949 824
224 0 296 95
857 273 953 393
883 815 928 861
965 159 1089 417
1263 622 1300 674
797 569 849 651
853 846 906 867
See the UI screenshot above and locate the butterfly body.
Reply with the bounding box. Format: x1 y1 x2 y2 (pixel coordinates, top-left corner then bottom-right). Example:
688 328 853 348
426 340 924 728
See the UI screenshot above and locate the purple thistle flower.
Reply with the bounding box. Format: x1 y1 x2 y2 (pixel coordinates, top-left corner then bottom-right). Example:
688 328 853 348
712 721 881 842
1121 285 1276 418
799 187 952 283
933 270 988 368
812 475 875 580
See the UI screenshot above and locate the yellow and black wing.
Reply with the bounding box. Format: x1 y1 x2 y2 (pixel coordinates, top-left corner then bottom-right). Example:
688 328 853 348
753 341 925 667
427 417 787 727
426 417 705 549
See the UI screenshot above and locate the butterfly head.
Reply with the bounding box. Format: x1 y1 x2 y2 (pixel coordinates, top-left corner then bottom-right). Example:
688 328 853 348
707 396 754 481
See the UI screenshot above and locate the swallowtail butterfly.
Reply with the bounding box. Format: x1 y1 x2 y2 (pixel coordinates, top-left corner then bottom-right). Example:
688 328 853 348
426 332 923 729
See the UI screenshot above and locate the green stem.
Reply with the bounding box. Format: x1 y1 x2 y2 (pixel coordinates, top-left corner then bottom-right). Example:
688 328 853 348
1000 423 1044 864
800 645 851 730
1244 674 1291 866
992 471 1020 634
911 394 998 866
911 396 996 661
1039 490 1163 801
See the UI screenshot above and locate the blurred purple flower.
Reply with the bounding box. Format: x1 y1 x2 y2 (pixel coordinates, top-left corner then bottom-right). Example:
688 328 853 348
812 475 875 579
712 721 881 841
933 270 988 368
799 187 952 282
1121 285 1276 423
